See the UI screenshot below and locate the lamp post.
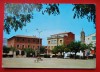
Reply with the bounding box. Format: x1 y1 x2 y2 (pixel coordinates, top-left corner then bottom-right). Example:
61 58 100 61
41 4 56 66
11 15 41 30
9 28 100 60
36 29 42 56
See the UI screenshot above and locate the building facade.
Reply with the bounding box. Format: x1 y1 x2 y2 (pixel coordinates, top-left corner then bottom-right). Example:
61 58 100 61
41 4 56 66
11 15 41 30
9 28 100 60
7 35 42 50
85 33 96 47
47 32 75 50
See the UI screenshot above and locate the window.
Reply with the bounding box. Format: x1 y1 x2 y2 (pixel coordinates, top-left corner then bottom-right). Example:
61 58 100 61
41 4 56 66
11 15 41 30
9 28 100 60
60 40 63 44
37 39 39 43
28 39 30 42
38 46 39 48
17 45 20 48
48 46 50 48
17 38 19 42
35 39 39 44
92 36 96 40
22 39 24 41
33 39 35 42
51 46 53 48
48 41 50 44
51 40 57 44
22 45 24 48
28 45 30 48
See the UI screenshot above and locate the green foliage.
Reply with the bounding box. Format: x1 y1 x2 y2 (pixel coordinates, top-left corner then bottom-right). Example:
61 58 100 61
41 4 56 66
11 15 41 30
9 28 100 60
93 46 96 51
73 4 96 27
67 41 81 59
64 47 71 52
52 45 70 55
4 3 59 34
52 46 58 55
67 43 73 52
68 41 81 52
4 4 95 34
87 43 93 50
23 48 35 57
23 48 35 54
80 43 87 52
42 4 60 15
3 46 10 53
10 47 17 52
4 14 33 34
40 46 46 54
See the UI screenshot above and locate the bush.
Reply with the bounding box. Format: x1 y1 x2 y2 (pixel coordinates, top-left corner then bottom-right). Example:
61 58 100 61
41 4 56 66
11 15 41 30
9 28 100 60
21 51 25 56
44 54 50 58
3 46 10 53
26 52 34 57
75 55 80 59
40 54 44 57
8 55 13 58
16 50 20 55
52 55 57 58
69 54 74 58
3 54 8 58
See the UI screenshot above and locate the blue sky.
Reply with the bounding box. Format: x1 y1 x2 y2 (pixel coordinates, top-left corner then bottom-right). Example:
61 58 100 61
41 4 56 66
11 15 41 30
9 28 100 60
4 4 96 46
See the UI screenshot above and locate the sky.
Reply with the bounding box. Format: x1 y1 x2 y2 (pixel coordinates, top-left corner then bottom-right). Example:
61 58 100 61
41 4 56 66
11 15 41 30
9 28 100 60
4 4 96 46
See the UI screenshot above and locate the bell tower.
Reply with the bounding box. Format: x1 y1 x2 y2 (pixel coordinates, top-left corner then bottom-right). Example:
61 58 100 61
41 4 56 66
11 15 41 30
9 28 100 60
80 28 85 43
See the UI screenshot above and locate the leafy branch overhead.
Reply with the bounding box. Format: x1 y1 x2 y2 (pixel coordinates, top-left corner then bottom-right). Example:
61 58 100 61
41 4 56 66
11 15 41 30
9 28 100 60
4 4 95 34
4 4 60 34
73 4 96 25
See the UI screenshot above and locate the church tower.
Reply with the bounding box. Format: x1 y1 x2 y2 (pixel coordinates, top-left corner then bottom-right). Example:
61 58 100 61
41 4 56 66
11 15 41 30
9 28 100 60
80 28 85 43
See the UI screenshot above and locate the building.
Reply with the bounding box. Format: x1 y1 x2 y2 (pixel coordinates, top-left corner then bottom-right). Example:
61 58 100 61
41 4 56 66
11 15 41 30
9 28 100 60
80 29 85 43
47 32 75 51
85 33 96 47
7 35 42 50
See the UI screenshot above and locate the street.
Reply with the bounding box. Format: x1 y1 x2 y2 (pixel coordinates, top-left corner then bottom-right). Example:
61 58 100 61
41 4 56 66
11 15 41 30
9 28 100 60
2 58 96 69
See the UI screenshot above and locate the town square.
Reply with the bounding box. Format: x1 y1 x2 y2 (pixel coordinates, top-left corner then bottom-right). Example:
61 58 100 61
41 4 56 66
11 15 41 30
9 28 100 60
3 4 96 68
2 58 96 68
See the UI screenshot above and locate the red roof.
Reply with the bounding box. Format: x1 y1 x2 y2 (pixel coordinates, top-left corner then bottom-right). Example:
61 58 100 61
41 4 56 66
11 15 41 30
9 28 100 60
51 32 74 36
8 35 42 40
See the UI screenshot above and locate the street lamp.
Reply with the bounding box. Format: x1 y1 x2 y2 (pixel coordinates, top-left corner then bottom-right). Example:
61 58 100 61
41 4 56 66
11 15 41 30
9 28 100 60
36 28 42 56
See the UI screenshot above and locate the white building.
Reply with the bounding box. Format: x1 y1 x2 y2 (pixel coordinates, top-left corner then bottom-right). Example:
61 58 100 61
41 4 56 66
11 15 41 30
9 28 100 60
85 33 96 47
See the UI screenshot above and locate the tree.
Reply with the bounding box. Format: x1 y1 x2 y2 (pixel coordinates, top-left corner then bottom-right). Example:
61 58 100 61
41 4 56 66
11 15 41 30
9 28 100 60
64 47 71 53
73 4 96 28
23 48 35 57
87 43 93 50
67 43 73 53
4 3 60 34
40 46 46 54
52 45 70 57
10 47 17 56
68 41 81 59
80 43 87 52
52 46 58 55
94 46 96 51
3 46 10 53
57 45 64 55
4 4 95 34
10 47 17 52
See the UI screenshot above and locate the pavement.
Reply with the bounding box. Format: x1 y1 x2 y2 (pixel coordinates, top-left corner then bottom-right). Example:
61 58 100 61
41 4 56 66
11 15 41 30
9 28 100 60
2 58 96 69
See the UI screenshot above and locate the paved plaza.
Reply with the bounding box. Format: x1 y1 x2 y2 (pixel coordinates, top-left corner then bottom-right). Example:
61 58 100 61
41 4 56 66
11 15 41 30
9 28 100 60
2 58 96 69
